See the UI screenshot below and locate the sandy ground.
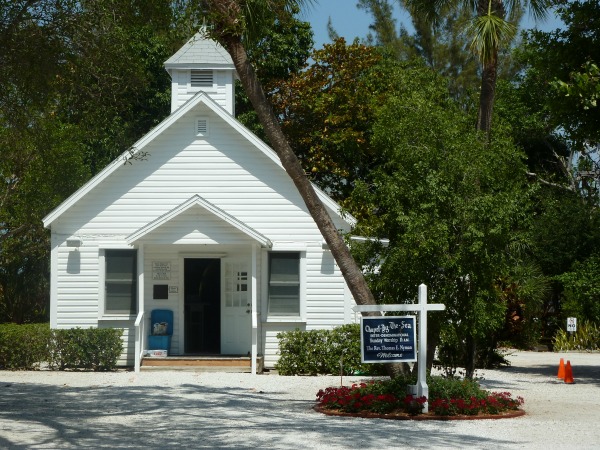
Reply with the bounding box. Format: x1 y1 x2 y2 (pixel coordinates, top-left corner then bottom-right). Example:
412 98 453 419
0 351 599 449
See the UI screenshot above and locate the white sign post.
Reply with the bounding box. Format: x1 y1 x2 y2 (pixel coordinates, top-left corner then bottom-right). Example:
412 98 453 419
567 317 577 333
353 284 445 413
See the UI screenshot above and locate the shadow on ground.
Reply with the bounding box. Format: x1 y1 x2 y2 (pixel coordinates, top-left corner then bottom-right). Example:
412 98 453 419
0 379 519 449
498 358 598 385
472 352 600 394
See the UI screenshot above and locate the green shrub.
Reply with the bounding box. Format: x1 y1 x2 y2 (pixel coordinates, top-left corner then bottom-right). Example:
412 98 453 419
359 372 486 403
49 328 124 371
427 375 487 402
553 321 600 351
556 255 600 324
275 324 386 376
0 324 123 371
275 329 329 375
0 323 51 370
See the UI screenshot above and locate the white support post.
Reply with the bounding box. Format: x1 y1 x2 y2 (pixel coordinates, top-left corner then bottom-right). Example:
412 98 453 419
135 244 145 373
251 245 258 375
416 284 429 412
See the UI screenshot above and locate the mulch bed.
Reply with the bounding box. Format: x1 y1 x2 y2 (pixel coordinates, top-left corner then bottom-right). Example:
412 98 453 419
313 405 526 421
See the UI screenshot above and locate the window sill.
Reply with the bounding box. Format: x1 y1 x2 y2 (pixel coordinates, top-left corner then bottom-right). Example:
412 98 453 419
99 315 137 321
263 317 306 324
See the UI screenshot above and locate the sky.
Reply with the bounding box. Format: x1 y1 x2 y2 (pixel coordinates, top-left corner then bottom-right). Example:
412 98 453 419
303 1 565 49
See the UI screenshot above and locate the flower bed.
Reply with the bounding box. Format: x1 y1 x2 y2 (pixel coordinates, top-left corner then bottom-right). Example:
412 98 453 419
316 380 525 420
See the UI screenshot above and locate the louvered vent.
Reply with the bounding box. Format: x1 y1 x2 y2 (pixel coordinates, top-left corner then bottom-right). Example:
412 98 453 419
191 70 213 87
196 118 209 136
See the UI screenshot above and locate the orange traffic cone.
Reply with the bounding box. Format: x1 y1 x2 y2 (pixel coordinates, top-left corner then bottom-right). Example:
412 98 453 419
564 360 574 384
557 358 565 379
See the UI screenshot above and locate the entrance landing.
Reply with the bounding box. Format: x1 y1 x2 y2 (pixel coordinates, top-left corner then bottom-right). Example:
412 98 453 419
141 355 264 373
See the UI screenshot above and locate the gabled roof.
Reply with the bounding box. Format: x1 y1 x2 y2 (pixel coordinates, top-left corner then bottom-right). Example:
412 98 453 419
42 92 355 229
126 195 272 247
164 30 235 70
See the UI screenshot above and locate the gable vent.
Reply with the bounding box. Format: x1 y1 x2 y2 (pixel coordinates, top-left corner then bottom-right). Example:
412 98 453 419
196 118 209 136
191 70 213 87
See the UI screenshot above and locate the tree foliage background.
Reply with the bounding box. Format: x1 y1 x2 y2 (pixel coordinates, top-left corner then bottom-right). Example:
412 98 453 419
0 0 192 322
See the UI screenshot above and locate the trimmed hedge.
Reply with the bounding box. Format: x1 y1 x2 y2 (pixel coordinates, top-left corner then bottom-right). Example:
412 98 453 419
0 323 123 371
48 328 124 371
275 324 387 376
0 323 51 370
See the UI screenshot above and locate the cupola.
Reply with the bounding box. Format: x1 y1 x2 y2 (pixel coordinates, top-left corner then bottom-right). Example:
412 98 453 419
164 31 237 115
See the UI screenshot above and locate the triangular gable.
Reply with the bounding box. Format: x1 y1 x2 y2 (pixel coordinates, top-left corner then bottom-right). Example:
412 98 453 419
43 91 355 229
126 195 272 247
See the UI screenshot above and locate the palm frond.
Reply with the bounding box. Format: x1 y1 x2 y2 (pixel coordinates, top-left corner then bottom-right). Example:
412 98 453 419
503 0 552 22
468 8 516 64
402 0 456 26
241 0 315 44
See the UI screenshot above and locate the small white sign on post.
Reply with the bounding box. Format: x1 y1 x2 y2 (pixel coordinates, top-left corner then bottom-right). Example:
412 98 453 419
353 284 445 413
567 317 577 333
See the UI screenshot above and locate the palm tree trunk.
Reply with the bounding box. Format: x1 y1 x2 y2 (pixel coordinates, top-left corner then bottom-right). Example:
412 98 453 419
475 0 503 134
476 54 498 133
218 34 378 308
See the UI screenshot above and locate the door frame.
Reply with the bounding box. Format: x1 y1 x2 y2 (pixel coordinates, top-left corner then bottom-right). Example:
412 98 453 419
176 248 258 370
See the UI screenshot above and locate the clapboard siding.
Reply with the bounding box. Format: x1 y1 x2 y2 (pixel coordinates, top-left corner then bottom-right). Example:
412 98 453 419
55 244 99 328
56 111 343 239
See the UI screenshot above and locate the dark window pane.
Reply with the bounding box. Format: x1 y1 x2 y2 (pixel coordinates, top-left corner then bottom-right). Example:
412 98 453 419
105 250 137 314
268 253 300 316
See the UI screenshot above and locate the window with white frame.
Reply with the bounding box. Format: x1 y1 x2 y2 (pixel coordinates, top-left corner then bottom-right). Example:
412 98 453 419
104 249 137 314
268 252 300 316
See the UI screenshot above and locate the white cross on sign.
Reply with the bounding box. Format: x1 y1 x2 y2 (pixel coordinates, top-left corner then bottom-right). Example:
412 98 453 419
353 284 445 413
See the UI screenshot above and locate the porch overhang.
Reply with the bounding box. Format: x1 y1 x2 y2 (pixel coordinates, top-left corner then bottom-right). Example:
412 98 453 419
126 194 272 247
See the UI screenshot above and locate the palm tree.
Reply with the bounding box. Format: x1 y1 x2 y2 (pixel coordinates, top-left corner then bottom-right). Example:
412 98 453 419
199 1 378 309
403 0 551 134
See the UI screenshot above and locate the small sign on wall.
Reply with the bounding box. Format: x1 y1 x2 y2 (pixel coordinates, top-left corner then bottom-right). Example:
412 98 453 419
152 261 171 280
153 284 169 300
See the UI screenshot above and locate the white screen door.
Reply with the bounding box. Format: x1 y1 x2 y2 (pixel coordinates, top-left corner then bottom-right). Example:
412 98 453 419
221 260 251 354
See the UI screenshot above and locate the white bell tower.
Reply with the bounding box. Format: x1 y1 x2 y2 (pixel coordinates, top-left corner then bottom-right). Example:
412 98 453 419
164 31 237 115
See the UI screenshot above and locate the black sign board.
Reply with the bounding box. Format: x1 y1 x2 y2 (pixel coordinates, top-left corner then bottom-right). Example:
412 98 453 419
361 316 417 363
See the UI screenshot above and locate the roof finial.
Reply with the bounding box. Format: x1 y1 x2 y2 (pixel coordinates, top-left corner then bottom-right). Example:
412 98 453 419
199 19 212 39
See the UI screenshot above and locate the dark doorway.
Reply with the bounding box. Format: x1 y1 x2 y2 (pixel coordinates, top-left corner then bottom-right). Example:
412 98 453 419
184 258 221 354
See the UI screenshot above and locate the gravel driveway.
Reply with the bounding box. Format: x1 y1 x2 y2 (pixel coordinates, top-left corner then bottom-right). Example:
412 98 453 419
0 351 599 449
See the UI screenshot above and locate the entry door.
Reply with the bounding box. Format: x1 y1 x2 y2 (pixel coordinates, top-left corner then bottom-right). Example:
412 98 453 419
184 258 220 354
221 261 252 355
